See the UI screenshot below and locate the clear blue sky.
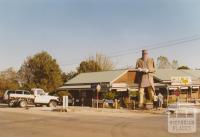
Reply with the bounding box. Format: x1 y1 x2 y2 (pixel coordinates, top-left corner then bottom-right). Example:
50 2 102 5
0 0 200 72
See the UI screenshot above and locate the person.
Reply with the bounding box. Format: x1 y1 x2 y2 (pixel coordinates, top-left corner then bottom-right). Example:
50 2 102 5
158 93 164 108
136 49 156 108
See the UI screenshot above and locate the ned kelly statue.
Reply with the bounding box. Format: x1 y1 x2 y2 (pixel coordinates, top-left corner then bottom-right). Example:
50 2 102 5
136 50 156 108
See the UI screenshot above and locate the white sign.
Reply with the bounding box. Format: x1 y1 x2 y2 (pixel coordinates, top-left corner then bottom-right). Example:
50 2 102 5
112 83 128 88
171 77 192 86
63 96 68 109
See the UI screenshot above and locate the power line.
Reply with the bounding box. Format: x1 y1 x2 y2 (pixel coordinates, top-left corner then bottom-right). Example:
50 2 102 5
109 36 200 58
107 34 199 55
60 35 200 67
61 34 200 66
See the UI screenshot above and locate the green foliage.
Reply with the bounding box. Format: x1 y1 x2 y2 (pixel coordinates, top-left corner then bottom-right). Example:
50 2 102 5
0 68 19 92
77 60 102 73
18 51 63 92
77 53 114 73
62 71 78 83
178 66 190 70
103 91 117 100
56 91 72 98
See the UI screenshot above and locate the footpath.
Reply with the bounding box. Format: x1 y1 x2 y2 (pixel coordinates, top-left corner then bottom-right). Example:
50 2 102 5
0 104 166 118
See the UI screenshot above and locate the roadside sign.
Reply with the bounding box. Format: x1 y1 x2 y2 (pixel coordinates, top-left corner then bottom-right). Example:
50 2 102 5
63 96 68 109
175 90 180 97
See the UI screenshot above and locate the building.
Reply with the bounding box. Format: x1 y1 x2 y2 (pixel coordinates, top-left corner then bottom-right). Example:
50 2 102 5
59 69 200 107
155 69 200 104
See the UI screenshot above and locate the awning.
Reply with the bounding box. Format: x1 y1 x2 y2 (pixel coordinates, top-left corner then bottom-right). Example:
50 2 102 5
168 86 179 90
111 83 128 88
58 85 91 90
110 88 127 92
192 86 199 89
180 87 189 90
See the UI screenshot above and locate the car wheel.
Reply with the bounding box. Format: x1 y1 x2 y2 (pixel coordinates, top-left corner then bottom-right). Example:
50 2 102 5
169 110 175 114
48 101 57 108
35 104 42 107
9 100 16 107
19 100 28 108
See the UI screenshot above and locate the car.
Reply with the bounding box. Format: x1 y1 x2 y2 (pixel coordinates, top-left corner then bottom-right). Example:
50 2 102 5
3 89 60 108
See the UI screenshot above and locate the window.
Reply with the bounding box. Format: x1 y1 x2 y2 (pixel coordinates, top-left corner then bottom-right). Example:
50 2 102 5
37 90 45 95
16 90 23 94
7 91 15 95
24 91 31 95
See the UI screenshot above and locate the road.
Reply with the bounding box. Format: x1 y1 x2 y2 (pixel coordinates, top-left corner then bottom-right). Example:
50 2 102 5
0 108 199 137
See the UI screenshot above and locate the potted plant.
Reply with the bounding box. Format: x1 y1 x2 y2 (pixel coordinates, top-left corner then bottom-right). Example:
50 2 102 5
145 100 153 110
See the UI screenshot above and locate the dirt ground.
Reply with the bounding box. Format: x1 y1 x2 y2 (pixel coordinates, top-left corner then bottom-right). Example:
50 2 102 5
0 106 199 137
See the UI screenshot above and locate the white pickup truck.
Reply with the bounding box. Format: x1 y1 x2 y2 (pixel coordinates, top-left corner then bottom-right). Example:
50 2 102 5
4 88 60 108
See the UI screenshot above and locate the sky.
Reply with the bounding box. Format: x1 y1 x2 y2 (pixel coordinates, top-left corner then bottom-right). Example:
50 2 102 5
0 0 200 72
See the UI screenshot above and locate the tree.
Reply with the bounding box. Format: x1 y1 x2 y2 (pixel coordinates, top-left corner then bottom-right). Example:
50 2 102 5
77 53 114 73
18 51 63 92
0 68 19 91
77 60 101 73
178 66 190 70
171 60 179 69
62 71 78 83
157 56 171 69
94 53 115 71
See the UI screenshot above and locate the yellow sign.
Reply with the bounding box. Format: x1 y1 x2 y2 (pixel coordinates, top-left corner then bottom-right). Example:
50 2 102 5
171 77 192 85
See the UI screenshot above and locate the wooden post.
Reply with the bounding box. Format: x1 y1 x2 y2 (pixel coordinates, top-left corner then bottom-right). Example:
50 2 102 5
190 86 193 102
115 99 118 109
72 98 75 107
166 86 169 107
198 86 200 99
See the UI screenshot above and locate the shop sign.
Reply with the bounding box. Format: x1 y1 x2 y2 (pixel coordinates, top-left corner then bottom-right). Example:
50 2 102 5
171 77 192 86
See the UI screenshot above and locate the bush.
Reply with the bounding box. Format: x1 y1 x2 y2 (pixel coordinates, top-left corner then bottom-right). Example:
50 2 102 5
103 91 117 100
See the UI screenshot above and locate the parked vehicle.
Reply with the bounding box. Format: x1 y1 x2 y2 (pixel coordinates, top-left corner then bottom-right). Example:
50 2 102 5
3 88 60 108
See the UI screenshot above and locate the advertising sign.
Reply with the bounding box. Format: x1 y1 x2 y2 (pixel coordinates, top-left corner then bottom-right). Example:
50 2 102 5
63 96 68 109
171 77 192 86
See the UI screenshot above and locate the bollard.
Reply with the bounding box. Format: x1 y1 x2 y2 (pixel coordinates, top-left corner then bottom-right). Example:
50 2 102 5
115 99 118 109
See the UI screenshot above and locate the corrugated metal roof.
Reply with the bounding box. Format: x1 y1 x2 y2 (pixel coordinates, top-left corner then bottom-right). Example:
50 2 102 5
155 69 200 81
65 69 200 85
65 69 127 85
59 85 91 90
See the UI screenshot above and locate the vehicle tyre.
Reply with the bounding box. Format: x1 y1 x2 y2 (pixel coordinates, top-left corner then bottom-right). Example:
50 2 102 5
169 110 175 114
19 100 28 108
9 100 16 107
48 101 57 107
35 104 42 107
